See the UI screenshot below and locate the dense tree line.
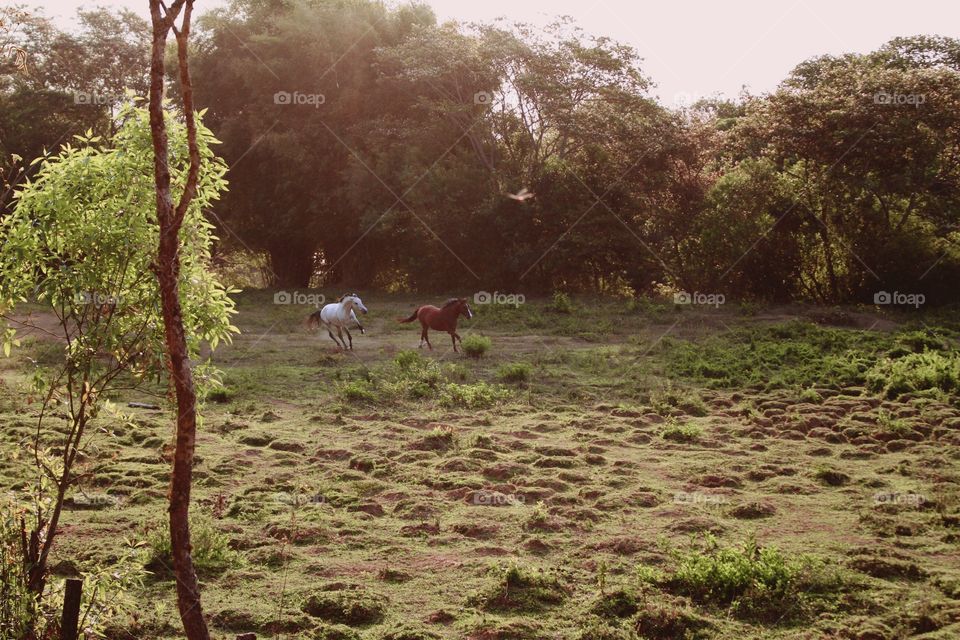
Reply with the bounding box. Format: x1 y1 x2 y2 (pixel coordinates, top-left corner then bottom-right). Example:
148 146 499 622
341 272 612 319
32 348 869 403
2 1 958 302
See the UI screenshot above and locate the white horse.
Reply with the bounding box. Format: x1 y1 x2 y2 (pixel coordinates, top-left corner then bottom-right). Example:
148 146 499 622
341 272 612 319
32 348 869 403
307 293 368 350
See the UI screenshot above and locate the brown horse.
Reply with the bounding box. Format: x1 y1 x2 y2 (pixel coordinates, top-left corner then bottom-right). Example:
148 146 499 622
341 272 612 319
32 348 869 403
398 298 474 352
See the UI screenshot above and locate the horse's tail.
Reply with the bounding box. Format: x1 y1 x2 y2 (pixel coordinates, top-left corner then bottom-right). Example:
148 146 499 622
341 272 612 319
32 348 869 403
397 308 420 323
306 310 323 330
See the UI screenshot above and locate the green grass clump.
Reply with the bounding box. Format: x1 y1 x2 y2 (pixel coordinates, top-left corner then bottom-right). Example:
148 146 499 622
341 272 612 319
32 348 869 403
394 349 423 371
865 351 960 399
462 334 492 358
662 321 886 390
416 425 457 451
497 362 532 383
650 386 709 416
302 588 385 625
550 291 575 314
666 536 845 622
205 386 237 403
470 565 568 613
876 408 912 435
378 624 441 640
145 514 241 576
438 382 506 408
631 599 712 639
660 421 702 443
337 380 378 403
309 623 362 640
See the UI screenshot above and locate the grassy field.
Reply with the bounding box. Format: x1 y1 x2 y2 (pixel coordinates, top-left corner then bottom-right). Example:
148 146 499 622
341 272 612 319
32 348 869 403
3 292 960 639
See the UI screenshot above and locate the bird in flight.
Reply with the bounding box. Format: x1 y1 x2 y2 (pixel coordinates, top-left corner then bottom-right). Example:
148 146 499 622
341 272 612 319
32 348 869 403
506 187 534 202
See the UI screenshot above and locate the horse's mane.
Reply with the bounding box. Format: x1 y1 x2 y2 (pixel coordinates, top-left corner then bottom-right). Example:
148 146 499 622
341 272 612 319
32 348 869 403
442 298 461 308
338 293 358 303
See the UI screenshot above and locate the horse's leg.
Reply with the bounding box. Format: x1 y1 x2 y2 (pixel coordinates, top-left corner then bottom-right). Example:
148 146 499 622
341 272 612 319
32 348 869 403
454 332 463 347
335 326 347 350
424 328 432 350
324 323 341 349
344 328 353 350
450 332 458 352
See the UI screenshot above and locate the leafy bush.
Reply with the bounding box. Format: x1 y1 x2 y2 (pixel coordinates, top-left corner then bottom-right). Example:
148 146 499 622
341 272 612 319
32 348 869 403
660 421 702 442
1 500 35 639
394 350 423 371
2 496 145 638
663 322 887 390
550 291 575 314
145 514 241 576
462 335 492 358
865 351 960 398
497 362 532 383
650 387 708 416
438 382 506 408
666 536 845 622
337 380 378 403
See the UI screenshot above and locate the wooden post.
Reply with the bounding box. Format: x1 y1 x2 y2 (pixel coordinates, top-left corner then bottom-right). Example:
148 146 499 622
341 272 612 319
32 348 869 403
60 578 83 640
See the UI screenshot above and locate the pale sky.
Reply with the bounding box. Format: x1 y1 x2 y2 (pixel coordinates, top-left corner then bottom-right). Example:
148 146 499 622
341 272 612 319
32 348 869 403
36 0 960 105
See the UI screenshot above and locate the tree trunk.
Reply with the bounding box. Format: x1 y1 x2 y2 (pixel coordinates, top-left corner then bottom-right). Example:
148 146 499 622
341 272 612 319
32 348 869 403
269 244 315 288
147 2 210 639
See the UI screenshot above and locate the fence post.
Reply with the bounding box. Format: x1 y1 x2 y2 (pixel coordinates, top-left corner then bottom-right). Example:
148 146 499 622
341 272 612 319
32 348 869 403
60 578 83 640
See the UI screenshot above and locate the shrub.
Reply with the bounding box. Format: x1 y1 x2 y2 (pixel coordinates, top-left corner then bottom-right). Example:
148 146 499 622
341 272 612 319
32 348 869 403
865 351 960 399
497 362 532 383
145 514 241 576
650 387 708 417
662 322 885 390
206 386 237 403
666 536 845 622
438 382 506 409
660 420 702 443
1 500 35 638
338 380 377 403
550 291 575 314
462 335 492 358
394 350 422 371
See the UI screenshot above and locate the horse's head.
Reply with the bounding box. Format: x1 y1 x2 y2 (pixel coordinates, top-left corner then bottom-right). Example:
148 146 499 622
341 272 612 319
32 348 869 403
457 298 473 320
341 293 368 314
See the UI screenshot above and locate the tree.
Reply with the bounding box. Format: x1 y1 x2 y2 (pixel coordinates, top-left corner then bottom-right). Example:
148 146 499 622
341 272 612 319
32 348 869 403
0 103 235 634
0 6 150 217
704 37 960 301
190 0 436 286
147 1 224 638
